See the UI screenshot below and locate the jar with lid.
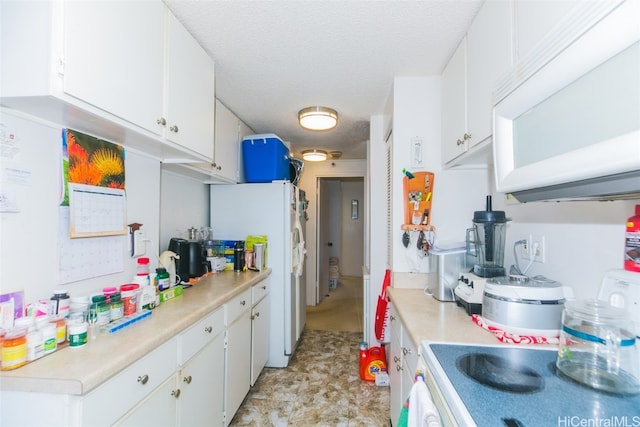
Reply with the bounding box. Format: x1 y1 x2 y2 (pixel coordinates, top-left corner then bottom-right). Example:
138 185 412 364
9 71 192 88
91 295 111 326
557 299 640 395
1 327 28 370
137 257 150 275
40 323 57 355
50 317 67 344
68 322 88 348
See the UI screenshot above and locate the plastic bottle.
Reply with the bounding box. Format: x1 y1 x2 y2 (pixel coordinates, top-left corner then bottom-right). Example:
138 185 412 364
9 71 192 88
156 268 170 292
624 205 640 272
1 327 28 370
48 290 70 318
91 295 111 326
359 342 369 380
137 257 150 275
109 293 124 321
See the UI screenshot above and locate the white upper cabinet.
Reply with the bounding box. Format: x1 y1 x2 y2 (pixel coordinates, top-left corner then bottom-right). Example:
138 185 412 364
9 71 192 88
213 100 242 183
165 12 215 160
63 1 165 135
0 1 215 164
441 0 513 166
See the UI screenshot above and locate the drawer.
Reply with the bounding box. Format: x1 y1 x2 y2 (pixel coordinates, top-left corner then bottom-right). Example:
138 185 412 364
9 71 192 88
178 306 225 365
226 288 251 325
82 337 178 426
251 278 270 305
388 304 401 344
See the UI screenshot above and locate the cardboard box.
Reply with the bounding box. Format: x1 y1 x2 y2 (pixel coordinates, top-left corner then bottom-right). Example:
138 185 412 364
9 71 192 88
159 285 183 303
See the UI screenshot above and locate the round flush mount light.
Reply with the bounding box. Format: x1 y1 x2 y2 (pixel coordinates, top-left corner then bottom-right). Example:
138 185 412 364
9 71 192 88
301 149 328 162
298 106 338 131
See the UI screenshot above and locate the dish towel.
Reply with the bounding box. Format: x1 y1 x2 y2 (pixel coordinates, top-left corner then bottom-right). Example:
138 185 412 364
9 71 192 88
471 314 560 345
397 373 442 427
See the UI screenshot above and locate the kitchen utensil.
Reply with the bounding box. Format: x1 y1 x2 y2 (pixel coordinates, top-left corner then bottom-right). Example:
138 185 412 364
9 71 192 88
481 275 572 337
188 226 198 240
199 226 212 241
466 195 508 278
188 241 207 278
557 299 640 395
427 244 469 302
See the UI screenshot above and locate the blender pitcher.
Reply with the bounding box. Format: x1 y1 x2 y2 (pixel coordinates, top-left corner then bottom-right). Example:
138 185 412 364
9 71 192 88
466 196 509 278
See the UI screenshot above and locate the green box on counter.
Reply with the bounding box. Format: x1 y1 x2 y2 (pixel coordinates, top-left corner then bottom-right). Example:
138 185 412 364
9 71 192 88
159 285 183 303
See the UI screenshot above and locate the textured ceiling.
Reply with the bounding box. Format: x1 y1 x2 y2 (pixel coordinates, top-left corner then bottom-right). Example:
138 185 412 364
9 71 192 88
165 0 484 160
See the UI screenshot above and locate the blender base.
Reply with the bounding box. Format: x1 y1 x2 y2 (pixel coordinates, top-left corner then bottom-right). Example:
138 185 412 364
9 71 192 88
473 265 506 278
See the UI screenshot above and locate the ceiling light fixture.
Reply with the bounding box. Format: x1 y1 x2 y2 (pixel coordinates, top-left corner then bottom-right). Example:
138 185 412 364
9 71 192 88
301 149 328 162
298 106 338 131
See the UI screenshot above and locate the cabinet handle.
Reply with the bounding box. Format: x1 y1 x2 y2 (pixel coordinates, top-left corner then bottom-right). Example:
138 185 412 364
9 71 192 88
261 285 267 290
463 133 472 140
171 389 181 398
456 138 464 146
156 117 166 126
204 326 213 333
402 347 412 356
240 300 246 306
137 374 149 385
169 125 179 133
255 311 260 317
216 165 222 171
396 364 403 372
390 315 396 322
183 375 192 384
393 356 400 363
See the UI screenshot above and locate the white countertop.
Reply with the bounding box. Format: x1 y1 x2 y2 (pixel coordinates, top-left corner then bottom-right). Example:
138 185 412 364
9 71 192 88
0 270 271 396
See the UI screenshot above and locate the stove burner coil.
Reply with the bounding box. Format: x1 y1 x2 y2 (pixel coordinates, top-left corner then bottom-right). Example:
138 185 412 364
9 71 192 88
456 353 544 394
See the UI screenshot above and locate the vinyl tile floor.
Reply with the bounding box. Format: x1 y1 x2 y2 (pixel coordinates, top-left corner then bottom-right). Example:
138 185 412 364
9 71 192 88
230 277 391 426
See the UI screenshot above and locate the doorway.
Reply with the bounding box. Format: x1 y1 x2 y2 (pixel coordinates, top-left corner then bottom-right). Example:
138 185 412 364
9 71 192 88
307 177 364 332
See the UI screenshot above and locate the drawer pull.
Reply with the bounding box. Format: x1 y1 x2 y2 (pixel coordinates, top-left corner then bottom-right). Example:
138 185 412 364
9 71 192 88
390 315 396 322
240 300 246 306
169 125 179 133
396 364 403 372
171 389 181 398
261 285 267 290
393 356 400 363
137 374 149 385
183 375 192 384
156 117 166 126
204 326 213 333
402 347 412 356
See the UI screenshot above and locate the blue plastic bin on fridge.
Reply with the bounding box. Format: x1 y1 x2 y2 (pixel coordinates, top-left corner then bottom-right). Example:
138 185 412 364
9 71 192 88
242 134 290 183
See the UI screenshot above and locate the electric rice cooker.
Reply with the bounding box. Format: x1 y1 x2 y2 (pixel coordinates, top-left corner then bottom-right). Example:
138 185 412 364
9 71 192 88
481 275 575 338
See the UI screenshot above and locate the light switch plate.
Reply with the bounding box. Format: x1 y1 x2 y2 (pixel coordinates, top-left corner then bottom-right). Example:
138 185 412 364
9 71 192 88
410 137 425 168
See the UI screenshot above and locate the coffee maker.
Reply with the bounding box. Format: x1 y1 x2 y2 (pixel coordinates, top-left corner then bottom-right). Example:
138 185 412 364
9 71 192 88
455 196 509 314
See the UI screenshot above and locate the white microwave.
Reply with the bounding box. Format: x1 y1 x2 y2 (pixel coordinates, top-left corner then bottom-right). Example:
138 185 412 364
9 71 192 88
493 0 640 202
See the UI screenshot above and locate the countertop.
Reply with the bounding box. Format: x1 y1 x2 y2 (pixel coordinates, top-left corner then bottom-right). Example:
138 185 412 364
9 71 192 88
388 287 531 348
0 269 271 396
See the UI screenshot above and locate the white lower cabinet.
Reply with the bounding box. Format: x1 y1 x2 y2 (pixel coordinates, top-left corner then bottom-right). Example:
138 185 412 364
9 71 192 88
251 279 270 385
114 306 225 427
224 288 252 426
388 303 418 426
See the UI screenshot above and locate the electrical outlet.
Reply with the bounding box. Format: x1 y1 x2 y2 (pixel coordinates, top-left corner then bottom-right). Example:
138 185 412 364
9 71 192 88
132 229 146 257
531 235 545 263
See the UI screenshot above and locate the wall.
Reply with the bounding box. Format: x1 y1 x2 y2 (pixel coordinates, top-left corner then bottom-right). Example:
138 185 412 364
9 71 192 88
297 159 367 307
340 179 364 276
0 109 208 308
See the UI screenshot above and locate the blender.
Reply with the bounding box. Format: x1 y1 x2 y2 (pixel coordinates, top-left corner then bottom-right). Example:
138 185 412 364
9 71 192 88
454 196 509 314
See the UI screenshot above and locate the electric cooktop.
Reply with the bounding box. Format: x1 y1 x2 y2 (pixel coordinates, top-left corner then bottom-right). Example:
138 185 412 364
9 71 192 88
422 342 640 426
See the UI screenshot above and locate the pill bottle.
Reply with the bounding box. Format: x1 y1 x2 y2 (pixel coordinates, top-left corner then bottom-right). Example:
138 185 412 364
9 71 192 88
26 328 44 362
156 268 170 292
50 317 67 344
110 292 124 321
91 295 111 326
48 290 70 318
102 287 118 300
40 321 57 355
137 257 150 275
1 327 28 370
69 295 90 320
68 322 88 348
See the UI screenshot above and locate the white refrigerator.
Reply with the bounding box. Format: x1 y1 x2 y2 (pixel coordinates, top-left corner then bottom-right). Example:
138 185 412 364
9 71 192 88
210 181 306 368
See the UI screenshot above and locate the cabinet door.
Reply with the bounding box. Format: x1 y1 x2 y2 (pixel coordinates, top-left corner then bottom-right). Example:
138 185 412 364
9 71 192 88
179 334 225 427
466 0 513 148
225 310 252 426
441 37 468 163
237 119 255 183
388 304 404 425
165 11 215 160
114 375 178 427
214 99 241 182
251 295 270 385
63 1 164 134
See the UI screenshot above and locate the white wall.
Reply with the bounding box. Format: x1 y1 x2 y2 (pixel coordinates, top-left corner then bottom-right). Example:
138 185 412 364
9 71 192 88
298 159 367 306
0 109 209 308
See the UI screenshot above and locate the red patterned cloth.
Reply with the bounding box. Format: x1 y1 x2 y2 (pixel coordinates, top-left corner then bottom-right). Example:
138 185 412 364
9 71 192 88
471 314 559 345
